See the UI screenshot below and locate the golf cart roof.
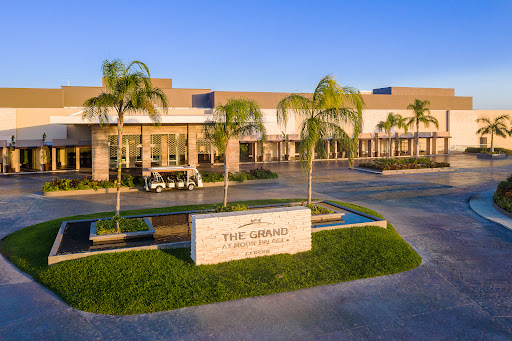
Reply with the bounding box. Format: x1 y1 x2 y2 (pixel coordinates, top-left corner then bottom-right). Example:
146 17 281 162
148 166 199 172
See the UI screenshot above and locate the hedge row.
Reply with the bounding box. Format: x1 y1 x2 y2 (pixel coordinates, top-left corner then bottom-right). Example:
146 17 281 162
358 157 450 171
200 168 278 183
42 168 278 192
43 175 144 192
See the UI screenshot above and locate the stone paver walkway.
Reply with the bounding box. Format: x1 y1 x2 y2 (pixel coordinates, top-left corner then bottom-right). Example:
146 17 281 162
1 154 512 339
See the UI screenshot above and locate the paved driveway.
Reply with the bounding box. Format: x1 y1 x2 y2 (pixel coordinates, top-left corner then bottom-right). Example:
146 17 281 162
1 155 512 339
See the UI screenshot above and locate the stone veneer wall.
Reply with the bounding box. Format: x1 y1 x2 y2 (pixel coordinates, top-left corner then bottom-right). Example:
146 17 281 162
191 206 311 265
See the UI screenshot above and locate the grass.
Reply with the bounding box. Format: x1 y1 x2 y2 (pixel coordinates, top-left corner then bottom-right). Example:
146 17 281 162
1 199 421 315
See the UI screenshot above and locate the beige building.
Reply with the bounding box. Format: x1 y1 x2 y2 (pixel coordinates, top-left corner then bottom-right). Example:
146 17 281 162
0 79 506 180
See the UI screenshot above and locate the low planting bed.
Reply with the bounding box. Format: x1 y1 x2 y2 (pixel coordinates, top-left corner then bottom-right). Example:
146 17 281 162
200 167 278 183
90 216 155 245
477 153 507 160
43 175 145 192
355 157 451 174
42 168 278 196
465 147 512 156
1 199 421 315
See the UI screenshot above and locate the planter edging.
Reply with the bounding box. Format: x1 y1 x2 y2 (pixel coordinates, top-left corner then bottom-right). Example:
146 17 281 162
353 167 454 175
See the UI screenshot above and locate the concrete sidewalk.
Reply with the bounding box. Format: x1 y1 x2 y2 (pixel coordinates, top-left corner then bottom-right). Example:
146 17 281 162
469 190 512 231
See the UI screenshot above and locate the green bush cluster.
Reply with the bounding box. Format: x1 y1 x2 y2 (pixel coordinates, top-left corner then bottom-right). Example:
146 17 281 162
494 175 512 213
96 215 149 235
200 168 278 183
42 175 144 192
212 203 248 213
358 157 450 171
306 204 335 215
465 147 512 156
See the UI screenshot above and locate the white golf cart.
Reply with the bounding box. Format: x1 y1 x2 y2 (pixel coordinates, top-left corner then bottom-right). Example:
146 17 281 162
144 166 203 193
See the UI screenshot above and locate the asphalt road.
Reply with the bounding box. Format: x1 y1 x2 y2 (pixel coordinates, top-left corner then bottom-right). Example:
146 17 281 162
1 154 512 340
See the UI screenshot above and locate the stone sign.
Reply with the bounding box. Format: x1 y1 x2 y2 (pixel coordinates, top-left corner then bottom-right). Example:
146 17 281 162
191 206 311 265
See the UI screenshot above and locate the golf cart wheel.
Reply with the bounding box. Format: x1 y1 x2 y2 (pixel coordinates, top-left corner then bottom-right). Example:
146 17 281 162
156 186 163 193
188 184 195 191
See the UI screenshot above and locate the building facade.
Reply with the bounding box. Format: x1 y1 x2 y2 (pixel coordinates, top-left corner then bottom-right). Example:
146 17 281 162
0 78 507 180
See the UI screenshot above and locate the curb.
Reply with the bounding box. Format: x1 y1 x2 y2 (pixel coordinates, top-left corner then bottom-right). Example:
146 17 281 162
353 167 455 175
469 190 512 232
42 178 279 197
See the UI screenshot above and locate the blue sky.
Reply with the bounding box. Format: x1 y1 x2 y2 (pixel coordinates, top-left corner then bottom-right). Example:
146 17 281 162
1 0 511 109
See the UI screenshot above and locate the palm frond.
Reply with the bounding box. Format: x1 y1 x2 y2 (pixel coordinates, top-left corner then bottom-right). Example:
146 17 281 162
276 94 312 127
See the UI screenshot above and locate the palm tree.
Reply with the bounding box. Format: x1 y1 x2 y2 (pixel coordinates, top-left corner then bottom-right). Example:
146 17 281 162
83 59 168 227
476 114 511 152
376 112 408 157
277 75 364 206
406 99 439 157
203 98 266 206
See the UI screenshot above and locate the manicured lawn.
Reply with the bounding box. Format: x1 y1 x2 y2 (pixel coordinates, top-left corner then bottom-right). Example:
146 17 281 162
0 199 421 315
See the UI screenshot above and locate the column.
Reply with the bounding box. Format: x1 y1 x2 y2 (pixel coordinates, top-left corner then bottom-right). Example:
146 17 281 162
92 126 109 180
333 140 338 158
325 140 330 159
38 147 44 171
432 133 437 155
368 140 373 157
1 147 6 173
161 135 168 166
444 138 449 154
13 149 20 172
426 138 431 155
289 141 295 160
374 133 380 157
413 132 419 156
75 146 80 170
142 126 151 176
407 139 413 155
187 125 198 167
60 149 67 168
51 147 57 170
358 139 363 157
278 141 283 161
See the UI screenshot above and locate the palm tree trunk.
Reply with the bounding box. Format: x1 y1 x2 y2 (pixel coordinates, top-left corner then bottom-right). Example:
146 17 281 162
415 122 420 157
116 115 123 232
491 133 494 153
307 146 313 206
223 142 229 207
389 136 392 158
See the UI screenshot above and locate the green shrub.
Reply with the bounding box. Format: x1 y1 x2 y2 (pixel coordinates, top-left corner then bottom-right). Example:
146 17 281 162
42 176 144 192
465 147 512 156
200 168 278 183
358 157 450 171
494 174 512 213
212 203 248 213
306 204 335 215
96 216 149 235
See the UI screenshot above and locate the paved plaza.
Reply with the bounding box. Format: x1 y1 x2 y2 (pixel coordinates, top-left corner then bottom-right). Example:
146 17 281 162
1 154 512 339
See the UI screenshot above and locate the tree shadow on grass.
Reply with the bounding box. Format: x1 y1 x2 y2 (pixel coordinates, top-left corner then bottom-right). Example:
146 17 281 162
161 247 194 264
